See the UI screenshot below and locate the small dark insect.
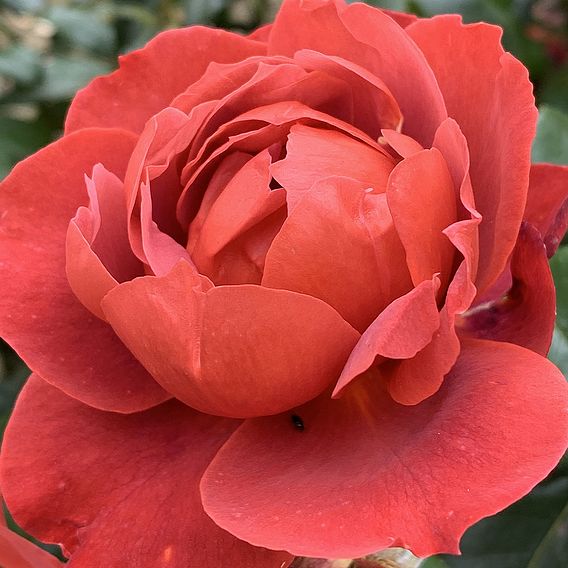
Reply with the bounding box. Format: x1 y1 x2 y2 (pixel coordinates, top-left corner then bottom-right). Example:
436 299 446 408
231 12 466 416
291 414 305 432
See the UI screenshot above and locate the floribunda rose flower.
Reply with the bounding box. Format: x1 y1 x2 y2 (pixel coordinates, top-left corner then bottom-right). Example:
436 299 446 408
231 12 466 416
1 0 568 565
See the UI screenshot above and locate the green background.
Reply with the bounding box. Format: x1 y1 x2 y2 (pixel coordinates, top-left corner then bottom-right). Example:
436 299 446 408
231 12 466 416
0 1 567 566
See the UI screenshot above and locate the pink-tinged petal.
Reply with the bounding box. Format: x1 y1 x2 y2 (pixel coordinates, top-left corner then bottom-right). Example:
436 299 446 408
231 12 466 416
65 27 266 134
268 0 446 145
294 50 403 138
334 277 440 395
263 177 411 332
459 222 555 356
102 261 360 418
380 129 423 158
0 129 169 412
0 376 292 567
407 17 538 294
202 339 568 559
192 149 287 285
271 125 394 210
524 163 568 256
387 148 457 291
66 165 143 319
0 524 62 568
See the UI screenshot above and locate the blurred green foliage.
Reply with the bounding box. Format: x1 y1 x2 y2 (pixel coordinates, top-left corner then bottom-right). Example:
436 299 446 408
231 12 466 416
0 0 567 566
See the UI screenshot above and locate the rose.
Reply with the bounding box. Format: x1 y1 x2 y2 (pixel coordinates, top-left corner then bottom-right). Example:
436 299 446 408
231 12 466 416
1 0 568 565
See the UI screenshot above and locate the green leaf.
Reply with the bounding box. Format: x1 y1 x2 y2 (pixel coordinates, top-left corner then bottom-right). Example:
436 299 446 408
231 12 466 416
0 117 52 179
539 69 568 115
47 6 116 55
21 55 113 102
439 478 568 567
550 246 568 336
350 0 412 10
422 557 451 567
0 45 42 85
532 105 568 165
183 0 228 25
548 327 568 378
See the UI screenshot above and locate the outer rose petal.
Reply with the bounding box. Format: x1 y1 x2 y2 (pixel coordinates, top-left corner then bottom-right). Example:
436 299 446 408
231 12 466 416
0 376 292 568
407 16 538 294
459 222 555 356
65 27 266 134
0 129 170 413
0 524 62 568
524 163 568 256
202 339 568 559
268 0 446 145
102 261 360 418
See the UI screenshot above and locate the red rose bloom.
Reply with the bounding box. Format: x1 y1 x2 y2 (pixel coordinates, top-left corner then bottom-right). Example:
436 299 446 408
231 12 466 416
1 0 568 565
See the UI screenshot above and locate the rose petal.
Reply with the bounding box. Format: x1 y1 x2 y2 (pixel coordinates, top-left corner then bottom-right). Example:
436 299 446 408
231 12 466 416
294 49 403 137
382 8 418 28
386 148 457 292
249 23 272 42
65 27 266 134
182 61 356 159
334 277 440 396
380 129 423 158
0 129 169 413
0 376 292 567
407 16 538 294
385 119 482 406
66 165 143 319
202 339 568 559
0 524 62 568
268 0 446 145
102 261 360 418
386 219 479 406
263 176 411 332
177 100 391 226
432 118 480 229
192 149 287 285
524 163 568 256
459 222 555 356
340 2 448 144
123 106 196 266
271 124 394 210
